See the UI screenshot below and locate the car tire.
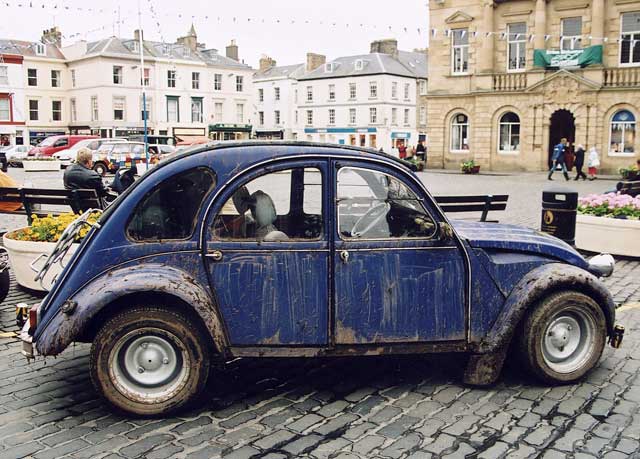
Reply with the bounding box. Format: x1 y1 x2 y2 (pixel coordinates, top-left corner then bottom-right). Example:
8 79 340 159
90 305 210 416
517 291 606 384
93 162 107 176
0 268 10 303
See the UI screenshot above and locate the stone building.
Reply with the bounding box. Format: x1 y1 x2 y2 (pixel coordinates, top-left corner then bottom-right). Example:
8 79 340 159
427 0 640 173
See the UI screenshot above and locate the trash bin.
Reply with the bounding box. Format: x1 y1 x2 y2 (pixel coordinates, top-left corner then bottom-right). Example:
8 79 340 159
541 189 578 245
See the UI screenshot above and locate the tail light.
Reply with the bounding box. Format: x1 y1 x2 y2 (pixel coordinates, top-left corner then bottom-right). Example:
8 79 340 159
28 304 40 335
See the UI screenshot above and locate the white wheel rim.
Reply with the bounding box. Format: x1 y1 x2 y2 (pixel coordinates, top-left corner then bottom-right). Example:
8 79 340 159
109 328 190 404
541 308 596 374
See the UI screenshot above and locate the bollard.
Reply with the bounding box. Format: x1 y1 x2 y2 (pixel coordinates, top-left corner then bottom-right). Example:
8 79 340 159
541 189 578 245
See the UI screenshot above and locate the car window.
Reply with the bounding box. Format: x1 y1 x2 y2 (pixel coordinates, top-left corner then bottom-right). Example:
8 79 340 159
132 144 144 154
127 167 215 241
337 167 436 239
86 141 99 150
112 145 130 154
54 138 69 147
213 167 323 241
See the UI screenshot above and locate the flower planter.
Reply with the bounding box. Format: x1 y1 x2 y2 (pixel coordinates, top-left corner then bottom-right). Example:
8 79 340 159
23 160 61 172
576 214 640 257
621 171 639 181
2 230 77 291
463 165 481 174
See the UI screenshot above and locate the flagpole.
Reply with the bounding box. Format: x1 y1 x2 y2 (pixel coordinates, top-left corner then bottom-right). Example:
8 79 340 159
138 0 149 167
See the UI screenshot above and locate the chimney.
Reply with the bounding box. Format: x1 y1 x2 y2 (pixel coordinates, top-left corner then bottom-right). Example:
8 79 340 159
41 26 62 47
370 39 398 56
177 25 198 51
306 52 326 72
259 55 277 71
134 29 144 42
226 39 239 61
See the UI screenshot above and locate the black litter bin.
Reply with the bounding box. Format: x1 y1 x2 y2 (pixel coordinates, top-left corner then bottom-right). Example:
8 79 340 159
541 189 578 245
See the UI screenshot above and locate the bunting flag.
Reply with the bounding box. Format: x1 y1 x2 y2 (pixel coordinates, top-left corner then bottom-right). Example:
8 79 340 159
529 34 536 42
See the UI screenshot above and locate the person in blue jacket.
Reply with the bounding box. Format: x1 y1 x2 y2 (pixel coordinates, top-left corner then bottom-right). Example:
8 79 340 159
548 138 569 181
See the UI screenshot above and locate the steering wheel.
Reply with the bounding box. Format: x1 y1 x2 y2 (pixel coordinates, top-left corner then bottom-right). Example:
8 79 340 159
351 202 390 238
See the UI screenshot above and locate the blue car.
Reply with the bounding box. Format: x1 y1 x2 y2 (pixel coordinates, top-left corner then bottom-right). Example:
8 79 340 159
20 142 623 415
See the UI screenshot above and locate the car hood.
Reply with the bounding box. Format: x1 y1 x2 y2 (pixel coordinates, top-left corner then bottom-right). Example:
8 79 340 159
451 220 589 269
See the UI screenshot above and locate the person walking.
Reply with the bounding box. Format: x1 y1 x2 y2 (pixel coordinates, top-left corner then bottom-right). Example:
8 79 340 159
587 146 600 180
416 140 426 163
397 142 407 159
548 138 569 181
574 144 587 180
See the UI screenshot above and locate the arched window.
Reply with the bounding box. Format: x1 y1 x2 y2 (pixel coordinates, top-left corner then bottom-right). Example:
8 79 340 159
609 110 636 155
498 112 520 153
450 113 469 151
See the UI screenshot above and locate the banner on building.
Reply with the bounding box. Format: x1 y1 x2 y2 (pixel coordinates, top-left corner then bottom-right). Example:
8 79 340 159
533 45 603 69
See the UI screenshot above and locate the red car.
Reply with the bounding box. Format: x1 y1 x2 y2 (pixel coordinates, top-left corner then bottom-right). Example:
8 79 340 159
29 135 98 157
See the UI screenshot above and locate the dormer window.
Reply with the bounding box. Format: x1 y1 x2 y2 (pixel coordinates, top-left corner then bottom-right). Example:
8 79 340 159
324 62 334 73
35 43 46 56
132 41 139 53
184 47 190 57
355 59 364 70
162 44 170 55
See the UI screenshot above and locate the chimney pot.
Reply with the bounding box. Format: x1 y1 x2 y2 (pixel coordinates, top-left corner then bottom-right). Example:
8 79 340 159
226 40 239 61
370 39 398 56
306 52 326 72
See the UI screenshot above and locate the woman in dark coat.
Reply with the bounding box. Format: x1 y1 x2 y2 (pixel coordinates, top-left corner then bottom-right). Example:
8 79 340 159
574 144 587 180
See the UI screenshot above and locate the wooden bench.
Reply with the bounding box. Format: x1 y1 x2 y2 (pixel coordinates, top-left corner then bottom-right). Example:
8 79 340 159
0 187 103 225
619 181 640 197
434 194 509 222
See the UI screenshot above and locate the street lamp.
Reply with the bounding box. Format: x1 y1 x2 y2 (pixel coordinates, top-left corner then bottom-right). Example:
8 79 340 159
137 1 149 167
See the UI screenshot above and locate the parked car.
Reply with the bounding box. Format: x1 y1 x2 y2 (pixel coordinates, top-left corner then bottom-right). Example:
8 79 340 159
53 138 127 167
1 145 31 168
20 142 623 416
29 135 99 158
92 142 145 175
127 135 176 154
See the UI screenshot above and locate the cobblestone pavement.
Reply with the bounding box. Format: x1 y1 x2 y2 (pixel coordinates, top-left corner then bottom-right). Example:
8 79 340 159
0 167 639 458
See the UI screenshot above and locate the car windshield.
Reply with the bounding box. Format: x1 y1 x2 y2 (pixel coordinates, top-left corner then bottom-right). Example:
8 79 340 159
38 137 59 147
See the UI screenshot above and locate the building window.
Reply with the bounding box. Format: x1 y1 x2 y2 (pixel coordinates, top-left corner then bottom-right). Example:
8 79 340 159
419 80 427 96
329 108 335 125
142 68 150 86
258 111 264 125
349 108 356 124
451 113 470 151
404 83 410 100
236 103 244 123
0 66 7 85
620 12 640 66
404 108 410 125
91 96 98 121
258 88 264 102
27 68 37 86
391 107 398 125
0 98 10 121
561 17 582 51
51 70 61 87
274 87 280 100
419 107 427 126
508 23 527 71
113 96 125 121
391 82 398 99
306 109 313 125
306 86 313 102
274 110 281 125
329 84 335 101
214 102 223 120
35 43 45 56
294 89 298 103
70 69 76 87
132 41 139 53
141 96 152 121
236 76 244 92
167 70 176 88
370 81 378 98
451 28 469 74
355 59 364 70
349 83 356 100
113 66 123 85
29 100 38 121
370 107 377 124
191 98 203 123
609 109 636 155
167 96 179 122
295 110 298 124
51 100 62 121
70 98 77 122
214 73 222 90
498 112 520 153
192 72 200 90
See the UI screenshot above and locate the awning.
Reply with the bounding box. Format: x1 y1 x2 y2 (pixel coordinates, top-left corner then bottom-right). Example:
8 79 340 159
176 135 210 146
391 132 411 139
533 45 603 69
209 123 252 133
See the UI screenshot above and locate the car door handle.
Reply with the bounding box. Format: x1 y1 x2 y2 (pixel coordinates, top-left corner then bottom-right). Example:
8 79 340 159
340 250 350 263
206 250 223 262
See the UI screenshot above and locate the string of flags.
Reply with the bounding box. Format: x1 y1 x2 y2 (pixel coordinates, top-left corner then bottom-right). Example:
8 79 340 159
430 28 635 44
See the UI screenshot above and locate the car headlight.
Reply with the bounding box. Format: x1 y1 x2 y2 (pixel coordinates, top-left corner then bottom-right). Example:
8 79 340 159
588 253 615 277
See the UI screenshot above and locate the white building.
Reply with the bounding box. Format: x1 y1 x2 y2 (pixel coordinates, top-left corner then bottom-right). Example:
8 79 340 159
0 41 27 145
293 40 427 154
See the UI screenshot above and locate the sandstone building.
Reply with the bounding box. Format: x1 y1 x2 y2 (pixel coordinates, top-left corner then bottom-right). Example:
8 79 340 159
428 0 640 173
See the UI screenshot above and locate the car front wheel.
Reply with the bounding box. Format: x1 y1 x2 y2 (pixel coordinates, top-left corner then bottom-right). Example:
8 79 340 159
518 291 606 383
90 305 210 416
93 162 108 176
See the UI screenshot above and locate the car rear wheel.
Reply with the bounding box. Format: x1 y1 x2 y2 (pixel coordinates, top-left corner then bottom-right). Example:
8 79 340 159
90 306 210 416
93 162 108 176
518 291 606 383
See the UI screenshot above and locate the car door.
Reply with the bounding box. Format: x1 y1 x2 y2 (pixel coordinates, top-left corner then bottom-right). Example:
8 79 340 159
204 160 329 346
333 161 467 344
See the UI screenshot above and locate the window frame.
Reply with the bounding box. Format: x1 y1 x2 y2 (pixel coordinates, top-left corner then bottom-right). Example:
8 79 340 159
561 17 583 52
167 70 176 88
51 69 61 88
29 99 39 121
369 107 377 124
191 97 203 123
274 87 281 101
349 83 356 100
328 108 335 125
191 71 200 90
507 23 527 72
0 98 10 121
349 108 356 124
608 109 636 156
450 113 470 152
306 109 313 126
328 84 336 101
498 112 521 155
214 73 222 91
51 100 62 122
236 75 244 92
113 96 125 121
619 12 640 67
113 65 123 85
0 66 8 85
27 68 37 87
236 103 244 123
306 86 313 102
451 28 470 75
274 109 281 125
91 96 99 122
369 81 378 98
258 88 264 102
166 96 180 123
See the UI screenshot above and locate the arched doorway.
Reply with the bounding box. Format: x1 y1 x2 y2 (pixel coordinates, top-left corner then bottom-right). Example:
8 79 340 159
548 109 575 167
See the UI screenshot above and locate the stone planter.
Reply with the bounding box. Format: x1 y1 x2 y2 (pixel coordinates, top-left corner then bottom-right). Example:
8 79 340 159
2 230 78 291
462 165 481 174
576 214 640 257
23 160 61 172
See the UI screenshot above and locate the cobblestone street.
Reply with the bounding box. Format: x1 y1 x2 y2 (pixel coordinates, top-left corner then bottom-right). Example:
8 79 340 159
1 168 639 458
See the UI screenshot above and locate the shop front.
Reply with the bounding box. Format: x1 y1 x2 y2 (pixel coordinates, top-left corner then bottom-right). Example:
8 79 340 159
391 131 412 149
305 127 377 148
209 124 252 141
255 129 284 140
28 130 67 146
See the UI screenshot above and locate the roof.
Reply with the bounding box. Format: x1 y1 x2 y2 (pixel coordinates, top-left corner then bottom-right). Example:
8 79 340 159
298 50 427 81
254 63 306 80
0 39 65 59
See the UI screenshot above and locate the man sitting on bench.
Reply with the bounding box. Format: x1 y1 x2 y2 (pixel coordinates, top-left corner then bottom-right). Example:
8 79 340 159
63 148 107 212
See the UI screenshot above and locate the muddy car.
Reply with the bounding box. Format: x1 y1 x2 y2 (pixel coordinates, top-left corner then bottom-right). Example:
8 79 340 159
20 142 623 416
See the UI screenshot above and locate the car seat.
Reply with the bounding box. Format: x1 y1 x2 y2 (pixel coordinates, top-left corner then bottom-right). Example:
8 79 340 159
250 190 289 242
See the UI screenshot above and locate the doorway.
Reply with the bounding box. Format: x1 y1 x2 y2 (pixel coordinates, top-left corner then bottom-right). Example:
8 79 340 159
548 109 575 167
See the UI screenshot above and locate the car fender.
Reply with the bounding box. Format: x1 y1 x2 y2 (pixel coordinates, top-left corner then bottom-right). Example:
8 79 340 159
35 264 229 356
473 262 616 354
